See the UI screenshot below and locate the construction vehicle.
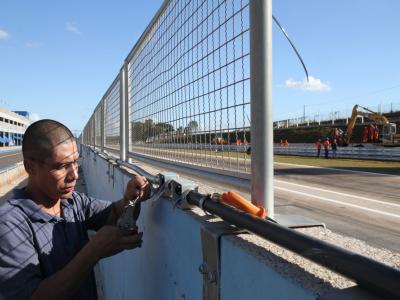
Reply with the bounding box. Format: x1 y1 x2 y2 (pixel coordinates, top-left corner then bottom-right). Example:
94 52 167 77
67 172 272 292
342 105 400 146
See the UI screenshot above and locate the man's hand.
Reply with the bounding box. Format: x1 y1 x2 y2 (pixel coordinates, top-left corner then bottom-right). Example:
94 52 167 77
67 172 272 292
124 175 150 201
89 226 143 260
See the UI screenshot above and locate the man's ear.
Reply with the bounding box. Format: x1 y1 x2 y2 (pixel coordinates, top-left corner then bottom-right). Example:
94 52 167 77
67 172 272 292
24 159 35 175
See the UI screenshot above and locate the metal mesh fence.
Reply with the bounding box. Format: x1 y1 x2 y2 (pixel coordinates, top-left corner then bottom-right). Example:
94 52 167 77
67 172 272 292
90 116 95 146
104 79 121 151
128 0 251 174
94 106 102 147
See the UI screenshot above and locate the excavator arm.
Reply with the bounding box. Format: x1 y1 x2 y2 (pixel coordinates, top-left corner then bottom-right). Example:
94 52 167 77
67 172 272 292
343 105 392 146
343 105 360 146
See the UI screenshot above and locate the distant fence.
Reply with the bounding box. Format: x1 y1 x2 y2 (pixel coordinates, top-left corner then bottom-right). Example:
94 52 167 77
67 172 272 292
274 144 400 161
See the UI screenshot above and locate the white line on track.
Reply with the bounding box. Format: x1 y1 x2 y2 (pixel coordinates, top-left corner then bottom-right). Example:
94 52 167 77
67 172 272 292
275 179 400 208
0 153 21 159
275 186 400 219
275 162 399 177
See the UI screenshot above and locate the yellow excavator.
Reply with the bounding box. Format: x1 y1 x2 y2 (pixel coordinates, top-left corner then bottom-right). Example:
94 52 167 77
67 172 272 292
343 105 400 146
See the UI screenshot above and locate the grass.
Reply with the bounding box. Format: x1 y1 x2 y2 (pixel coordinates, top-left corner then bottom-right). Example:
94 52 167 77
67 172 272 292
274 155 400 176
138 146 400 175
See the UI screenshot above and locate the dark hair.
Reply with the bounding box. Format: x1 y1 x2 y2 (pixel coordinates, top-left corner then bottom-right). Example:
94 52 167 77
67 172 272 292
22 119 75 161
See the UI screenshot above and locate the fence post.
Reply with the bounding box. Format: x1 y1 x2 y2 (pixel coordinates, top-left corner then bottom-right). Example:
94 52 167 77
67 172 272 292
120 66 127 161
101 99 105 153
124 62 130 160
250 0 274 218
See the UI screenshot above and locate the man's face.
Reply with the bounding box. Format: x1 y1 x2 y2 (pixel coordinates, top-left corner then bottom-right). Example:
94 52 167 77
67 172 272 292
30 140 80 201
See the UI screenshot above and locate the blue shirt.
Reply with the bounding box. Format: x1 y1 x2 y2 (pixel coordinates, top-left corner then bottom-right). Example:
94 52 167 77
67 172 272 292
0 189 112 300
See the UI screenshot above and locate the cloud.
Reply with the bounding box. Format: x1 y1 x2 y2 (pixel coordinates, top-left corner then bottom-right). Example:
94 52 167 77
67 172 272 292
25 41 42 48
284 76 331 92
0 30 10 39
29 113 41 123
66 22 82 35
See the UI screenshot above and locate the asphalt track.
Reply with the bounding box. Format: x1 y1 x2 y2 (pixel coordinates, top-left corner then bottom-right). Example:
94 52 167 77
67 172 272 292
0 150 23 170
272 163 400 252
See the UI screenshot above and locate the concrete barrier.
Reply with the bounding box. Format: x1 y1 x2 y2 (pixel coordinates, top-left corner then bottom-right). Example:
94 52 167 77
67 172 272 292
0 162 26 189
81 148 361 300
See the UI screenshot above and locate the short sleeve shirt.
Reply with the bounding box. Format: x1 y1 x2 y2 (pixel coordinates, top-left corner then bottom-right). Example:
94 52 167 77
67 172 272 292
0 189 112 300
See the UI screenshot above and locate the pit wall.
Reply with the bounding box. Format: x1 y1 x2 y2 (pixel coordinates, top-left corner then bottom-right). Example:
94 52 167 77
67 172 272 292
80 147 317 300
0 163 26 189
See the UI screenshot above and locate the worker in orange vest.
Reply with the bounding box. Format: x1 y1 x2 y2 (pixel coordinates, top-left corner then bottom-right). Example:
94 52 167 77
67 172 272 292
322 137 330 159
283 138 289 147
362 126 369 143
315 139 322 158
374 126 380 142
369 124 375 142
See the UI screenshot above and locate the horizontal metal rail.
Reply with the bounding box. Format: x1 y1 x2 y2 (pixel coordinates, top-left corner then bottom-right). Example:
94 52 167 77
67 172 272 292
187 190 400 299
116 160 161 185
0 163 19 174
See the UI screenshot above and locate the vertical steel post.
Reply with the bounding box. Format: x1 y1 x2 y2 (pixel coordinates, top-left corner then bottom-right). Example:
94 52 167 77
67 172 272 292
250 0 274 218
124 62 130 160
120 65 127 161
101 100 105 152
92 118 95 146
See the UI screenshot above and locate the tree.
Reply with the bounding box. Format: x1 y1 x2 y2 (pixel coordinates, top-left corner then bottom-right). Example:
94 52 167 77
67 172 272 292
184 120 199 134
155 122 174 133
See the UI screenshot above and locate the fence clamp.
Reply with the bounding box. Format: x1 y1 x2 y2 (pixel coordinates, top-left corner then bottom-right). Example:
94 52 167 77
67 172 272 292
107 161 115 186
199 222 247 300
165 177 198 209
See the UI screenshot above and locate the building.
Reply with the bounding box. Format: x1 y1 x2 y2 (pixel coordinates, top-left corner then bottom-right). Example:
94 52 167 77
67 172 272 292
0 107 29 147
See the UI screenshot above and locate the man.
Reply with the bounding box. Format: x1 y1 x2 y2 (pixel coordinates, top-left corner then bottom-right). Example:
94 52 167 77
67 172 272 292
0 119 150 300
315 139 321 158
322 137 330 159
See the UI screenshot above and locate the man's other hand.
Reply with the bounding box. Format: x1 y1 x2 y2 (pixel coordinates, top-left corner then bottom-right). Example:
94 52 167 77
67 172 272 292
89 226 143 259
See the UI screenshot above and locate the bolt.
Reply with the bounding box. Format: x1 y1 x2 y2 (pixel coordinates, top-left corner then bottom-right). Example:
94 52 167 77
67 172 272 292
198 263 207 274
207 271 216 283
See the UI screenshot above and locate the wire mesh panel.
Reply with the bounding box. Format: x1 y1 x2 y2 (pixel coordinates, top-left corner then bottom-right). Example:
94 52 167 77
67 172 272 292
94 107 102 147
128 0 251 174
104 79 121 151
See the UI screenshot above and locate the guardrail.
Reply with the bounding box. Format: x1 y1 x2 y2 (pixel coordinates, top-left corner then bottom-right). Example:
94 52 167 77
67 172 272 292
0 162 26 191
84 145 400 299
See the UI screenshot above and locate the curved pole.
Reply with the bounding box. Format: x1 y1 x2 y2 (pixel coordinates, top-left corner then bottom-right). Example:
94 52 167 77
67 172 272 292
272 15 309 82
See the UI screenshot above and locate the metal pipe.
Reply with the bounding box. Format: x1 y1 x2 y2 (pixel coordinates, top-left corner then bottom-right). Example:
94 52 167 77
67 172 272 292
116 159 160 185
85 144 160 184
186 191 400 299
250 0 274 217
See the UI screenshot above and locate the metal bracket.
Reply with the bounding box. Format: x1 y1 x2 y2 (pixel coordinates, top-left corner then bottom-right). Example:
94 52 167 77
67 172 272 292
199 222 247 300
107 161 115 185
164 177 198 210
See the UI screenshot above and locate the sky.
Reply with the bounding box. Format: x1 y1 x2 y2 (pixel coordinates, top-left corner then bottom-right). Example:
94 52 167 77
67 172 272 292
1 0 400 132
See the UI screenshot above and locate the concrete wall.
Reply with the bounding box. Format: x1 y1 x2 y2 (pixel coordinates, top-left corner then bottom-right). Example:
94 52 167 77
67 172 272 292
80 147 317 300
